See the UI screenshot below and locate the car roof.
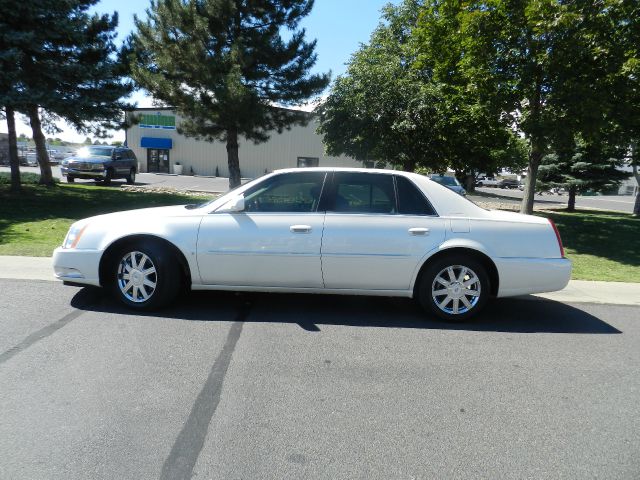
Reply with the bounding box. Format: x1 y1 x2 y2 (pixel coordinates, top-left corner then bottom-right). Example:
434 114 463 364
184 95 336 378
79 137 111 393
272 167 427 180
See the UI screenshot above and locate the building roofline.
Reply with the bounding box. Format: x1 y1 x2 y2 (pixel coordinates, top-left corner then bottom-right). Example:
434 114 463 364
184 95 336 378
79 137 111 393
125 106 175 112
125 105 316 115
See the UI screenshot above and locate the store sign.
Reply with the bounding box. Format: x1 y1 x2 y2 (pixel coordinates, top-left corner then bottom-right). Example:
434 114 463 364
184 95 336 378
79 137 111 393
139 113 176 130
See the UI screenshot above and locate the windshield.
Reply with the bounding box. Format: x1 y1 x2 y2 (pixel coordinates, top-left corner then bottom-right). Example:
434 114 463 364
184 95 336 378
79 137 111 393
431 175 459 187
76 146 114 157
188 174 273 210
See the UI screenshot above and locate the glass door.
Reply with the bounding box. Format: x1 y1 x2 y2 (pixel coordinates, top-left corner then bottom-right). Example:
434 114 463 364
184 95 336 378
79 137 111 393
147 149 170 173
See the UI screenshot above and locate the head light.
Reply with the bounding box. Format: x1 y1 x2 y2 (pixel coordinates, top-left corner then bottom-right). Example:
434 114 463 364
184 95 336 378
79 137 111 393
63 223 88 249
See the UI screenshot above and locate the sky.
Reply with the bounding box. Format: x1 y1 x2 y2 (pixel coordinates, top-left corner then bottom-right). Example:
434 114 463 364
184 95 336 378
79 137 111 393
2 0 399 143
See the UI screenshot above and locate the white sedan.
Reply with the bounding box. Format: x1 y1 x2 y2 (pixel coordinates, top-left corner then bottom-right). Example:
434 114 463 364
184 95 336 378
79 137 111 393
53 168 571 321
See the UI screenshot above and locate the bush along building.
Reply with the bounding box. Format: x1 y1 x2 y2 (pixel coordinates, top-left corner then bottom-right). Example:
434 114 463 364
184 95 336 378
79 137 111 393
125 108 362 179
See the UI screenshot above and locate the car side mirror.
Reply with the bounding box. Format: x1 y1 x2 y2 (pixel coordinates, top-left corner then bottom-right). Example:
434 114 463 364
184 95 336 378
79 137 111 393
217 195 245 213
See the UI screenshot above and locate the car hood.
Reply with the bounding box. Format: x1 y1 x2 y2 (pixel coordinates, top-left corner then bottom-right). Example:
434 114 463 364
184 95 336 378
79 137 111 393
75 205 201 228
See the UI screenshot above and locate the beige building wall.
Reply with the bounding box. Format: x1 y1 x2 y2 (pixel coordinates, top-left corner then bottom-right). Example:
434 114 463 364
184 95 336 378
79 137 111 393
125 108 362 179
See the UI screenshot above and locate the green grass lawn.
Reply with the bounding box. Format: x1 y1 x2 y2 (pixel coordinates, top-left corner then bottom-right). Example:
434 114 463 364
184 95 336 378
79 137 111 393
539 210 639 283
0 181 204 257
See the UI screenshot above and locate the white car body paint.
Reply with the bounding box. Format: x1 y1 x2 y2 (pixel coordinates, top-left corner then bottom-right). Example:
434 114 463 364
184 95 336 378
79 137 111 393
53 168 571 300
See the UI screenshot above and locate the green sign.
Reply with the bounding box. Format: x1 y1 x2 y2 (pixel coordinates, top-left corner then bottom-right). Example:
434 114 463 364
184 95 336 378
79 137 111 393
139 113 176 130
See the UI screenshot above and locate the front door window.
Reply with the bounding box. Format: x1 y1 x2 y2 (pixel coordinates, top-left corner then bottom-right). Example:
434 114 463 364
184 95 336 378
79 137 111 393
147 149 170 173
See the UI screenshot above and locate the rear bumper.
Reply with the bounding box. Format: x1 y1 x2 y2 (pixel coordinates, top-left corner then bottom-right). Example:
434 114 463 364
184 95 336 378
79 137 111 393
494 257 572 298
52 247 103 287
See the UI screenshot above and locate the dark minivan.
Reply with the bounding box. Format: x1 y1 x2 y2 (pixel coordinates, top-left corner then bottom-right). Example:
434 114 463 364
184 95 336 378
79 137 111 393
61 146 137 185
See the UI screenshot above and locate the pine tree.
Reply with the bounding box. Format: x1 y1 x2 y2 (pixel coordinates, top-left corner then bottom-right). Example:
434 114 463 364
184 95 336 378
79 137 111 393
129 0 329 188
0 0 133 186
539 135 629 211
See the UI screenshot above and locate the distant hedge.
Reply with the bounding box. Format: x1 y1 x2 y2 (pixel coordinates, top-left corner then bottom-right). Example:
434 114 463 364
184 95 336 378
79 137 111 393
0 172 60 185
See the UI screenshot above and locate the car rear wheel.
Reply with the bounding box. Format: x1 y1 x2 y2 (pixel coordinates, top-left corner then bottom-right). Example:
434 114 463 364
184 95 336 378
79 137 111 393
417 255 490 322
110 243 181 310
126 168 136 184
67 176 75 183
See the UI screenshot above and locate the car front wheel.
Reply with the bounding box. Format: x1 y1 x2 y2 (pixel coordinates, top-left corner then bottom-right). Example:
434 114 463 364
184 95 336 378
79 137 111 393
110 243 181 310
418 255 490 322
102 168 113 185
126 168 136 184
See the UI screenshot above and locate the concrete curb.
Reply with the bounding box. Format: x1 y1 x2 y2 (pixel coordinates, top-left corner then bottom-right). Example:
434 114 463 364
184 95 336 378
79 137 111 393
1 255 638 306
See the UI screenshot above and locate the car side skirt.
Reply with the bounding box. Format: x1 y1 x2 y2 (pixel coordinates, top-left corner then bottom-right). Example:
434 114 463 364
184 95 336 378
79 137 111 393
190 284 413 297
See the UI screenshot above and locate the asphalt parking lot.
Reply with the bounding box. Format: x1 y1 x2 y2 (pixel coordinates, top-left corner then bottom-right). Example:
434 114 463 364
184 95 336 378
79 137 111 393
1 278 638 479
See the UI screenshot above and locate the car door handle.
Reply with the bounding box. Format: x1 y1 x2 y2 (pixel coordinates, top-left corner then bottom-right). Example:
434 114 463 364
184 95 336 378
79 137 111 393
408 227 430 236
290 225 312 234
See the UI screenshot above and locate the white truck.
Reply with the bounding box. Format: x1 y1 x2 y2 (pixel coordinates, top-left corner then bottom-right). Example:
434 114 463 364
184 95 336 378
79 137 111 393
475 175 499 187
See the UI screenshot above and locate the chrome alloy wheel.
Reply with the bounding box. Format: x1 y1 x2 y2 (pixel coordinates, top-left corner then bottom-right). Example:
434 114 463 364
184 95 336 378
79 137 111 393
431 265 481 315
117 251 157 303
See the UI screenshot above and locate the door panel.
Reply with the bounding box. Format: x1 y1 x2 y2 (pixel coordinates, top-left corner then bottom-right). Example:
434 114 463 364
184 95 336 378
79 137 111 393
321 214 446 290
197 171 328 287
197 213 325 287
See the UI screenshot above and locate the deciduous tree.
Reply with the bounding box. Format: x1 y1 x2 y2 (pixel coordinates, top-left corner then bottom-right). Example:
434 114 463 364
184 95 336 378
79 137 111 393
414 0 630 214
319 0 520 180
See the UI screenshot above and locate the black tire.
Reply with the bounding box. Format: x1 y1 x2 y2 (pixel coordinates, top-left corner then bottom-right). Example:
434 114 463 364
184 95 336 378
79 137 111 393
126 168 136 185
109 242 182 310
103 168 113 186
67 176 75 183
417 254 490 322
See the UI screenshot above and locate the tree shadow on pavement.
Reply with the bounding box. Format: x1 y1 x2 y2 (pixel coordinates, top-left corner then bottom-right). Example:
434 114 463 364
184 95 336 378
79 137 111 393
71 288 622 335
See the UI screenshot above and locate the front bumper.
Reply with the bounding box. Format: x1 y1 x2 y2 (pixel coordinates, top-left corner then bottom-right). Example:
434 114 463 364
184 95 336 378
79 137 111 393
61 166 107 179
494 257 572 298
52 247 103 287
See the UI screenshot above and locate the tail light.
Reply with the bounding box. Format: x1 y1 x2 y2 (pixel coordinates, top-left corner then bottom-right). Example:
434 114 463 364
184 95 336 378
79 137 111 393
548 219 565 258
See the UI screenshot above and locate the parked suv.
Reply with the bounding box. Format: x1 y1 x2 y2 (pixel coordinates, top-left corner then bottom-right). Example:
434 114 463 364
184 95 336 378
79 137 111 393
61 146 137 185
497 178 522 189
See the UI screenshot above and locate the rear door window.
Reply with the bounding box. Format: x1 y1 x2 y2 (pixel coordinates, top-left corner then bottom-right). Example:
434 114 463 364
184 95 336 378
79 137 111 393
395 175 437 216
330 173 396 214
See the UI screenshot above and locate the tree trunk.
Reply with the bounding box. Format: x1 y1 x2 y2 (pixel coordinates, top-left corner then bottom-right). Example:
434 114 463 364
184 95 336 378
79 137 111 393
520 139 543 215
226 127 241 189
5 106 22 193
465 173 475 193
521 80 543 215
402 158 416 172
633 163 640 217
567 185 577 212
27 105 54 186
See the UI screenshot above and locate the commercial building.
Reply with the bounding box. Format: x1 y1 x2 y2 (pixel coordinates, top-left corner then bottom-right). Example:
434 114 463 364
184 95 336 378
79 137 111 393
124 107 362 179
